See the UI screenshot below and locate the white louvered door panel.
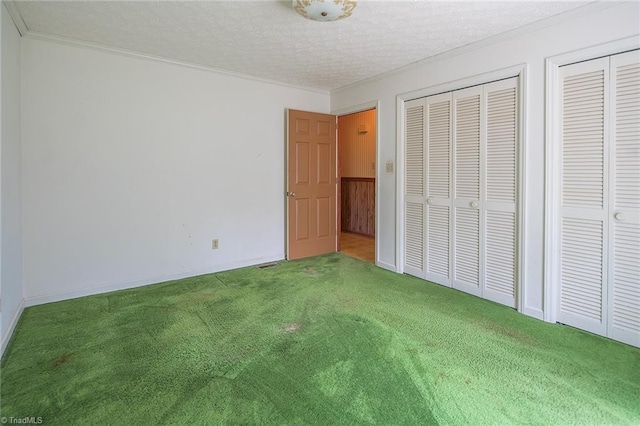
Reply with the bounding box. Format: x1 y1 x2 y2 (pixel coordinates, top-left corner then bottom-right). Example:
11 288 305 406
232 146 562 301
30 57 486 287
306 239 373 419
452 86 483 296
483 78 518 308
404 98 426 278
558 58 609 336
425 93 453 286
609 50 640 347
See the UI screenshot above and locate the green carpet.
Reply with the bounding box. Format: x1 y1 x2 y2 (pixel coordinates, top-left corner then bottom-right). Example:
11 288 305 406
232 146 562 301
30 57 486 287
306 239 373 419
1 253 639 424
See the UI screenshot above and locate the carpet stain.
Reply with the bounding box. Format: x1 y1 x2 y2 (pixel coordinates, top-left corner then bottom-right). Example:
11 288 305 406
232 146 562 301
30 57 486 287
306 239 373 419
51 352 74 369
476 318 537 345
303 267 319 276
283 323 301 333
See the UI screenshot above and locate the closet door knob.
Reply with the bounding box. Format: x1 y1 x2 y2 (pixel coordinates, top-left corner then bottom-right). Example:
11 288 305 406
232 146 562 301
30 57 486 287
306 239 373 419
426 198 434 205
614 212 625 222
470 201 478 208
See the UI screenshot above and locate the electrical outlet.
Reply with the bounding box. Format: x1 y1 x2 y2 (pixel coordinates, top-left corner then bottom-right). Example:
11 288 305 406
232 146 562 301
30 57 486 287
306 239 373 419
212 239 219 249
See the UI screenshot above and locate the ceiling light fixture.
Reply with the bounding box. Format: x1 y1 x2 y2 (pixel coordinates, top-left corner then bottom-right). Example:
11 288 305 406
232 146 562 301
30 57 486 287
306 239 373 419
293 0 357 22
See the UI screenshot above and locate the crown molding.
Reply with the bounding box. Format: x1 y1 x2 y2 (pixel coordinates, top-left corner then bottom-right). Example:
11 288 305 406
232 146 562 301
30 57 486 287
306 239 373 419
23 31 330 96
331 1 620 95
2 0 28 36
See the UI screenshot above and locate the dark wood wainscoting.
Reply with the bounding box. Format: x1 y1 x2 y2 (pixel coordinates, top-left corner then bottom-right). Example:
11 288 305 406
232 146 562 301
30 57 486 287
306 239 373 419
341 178 375 237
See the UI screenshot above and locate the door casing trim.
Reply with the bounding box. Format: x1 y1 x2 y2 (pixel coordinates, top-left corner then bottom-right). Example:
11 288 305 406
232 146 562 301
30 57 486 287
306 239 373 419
332 101 381 266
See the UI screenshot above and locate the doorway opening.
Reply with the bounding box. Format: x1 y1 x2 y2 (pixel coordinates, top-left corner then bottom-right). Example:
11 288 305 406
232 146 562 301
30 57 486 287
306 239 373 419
338 108 376 264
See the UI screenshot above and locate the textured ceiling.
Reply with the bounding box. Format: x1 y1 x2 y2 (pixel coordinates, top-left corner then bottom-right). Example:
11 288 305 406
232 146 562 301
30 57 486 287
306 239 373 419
13 0 592 91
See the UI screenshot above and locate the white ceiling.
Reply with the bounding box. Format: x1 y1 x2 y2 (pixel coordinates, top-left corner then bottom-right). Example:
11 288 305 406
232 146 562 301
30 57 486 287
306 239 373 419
11 0 593 91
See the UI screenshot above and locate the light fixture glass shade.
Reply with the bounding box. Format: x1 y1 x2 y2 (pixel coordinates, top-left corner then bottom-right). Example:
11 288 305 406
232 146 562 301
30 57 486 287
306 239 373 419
293 0 357 22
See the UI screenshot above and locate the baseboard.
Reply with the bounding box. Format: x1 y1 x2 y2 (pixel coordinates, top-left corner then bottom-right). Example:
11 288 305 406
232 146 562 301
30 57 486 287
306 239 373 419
522 306 544 321
25 253 284 307
1 298 25 358
375 261 397 273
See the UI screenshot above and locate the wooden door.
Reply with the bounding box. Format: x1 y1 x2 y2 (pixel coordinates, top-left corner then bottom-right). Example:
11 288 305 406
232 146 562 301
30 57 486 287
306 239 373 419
287 109 337 260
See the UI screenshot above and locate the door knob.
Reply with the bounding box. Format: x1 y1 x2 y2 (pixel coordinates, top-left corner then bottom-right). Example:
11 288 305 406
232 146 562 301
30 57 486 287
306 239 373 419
614 212 625 222
426 198 434 205
470 201 478 208
287 191 296 197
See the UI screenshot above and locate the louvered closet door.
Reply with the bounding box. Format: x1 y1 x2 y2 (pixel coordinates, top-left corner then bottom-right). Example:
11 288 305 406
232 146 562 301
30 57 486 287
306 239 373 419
483 78 518 308
558 58 610 336
609 50 640 347
452 86 483 297
404 98 426 277
425 93 453 286
403 79 520 308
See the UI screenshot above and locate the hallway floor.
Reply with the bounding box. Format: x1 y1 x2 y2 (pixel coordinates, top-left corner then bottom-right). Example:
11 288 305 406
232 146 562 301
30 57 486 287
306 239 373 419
340 231 375 264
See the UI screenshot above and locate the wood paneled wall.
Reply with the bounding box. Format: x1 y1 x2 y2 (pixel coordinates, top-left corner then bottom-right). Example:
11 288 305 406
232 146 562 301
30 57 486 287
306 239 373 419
341 178 375 237
338 109 376 178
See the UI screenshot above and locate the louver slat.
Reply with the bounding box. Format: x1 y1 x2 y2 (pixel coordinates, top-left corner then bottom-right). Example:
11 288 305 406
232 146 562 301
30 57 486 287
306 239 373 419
486 211 515 297
455 208 479 286
405 202 424 271
487 88 517 203
613 222 640 333
427 205 450 278
562 70 605 208
561 218 604 321
406 105 424 197
614 63 640 210
455 95 481 200
428 101 451 198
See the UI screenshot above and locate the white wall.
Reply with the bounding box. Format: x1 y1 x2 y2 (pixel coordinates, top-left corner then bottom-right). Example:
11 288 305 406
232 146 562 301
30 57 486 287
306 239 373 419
21 37 329 304
1 3 24 354
16 2 640 316
331 2 640 318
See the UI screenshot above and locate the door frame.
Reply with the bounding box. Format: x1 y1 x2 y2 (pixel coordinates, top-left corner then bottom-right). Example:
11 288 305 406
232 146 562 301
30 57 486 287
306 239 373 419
332 100 380 266
543 35 639 324
395 64 527 314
